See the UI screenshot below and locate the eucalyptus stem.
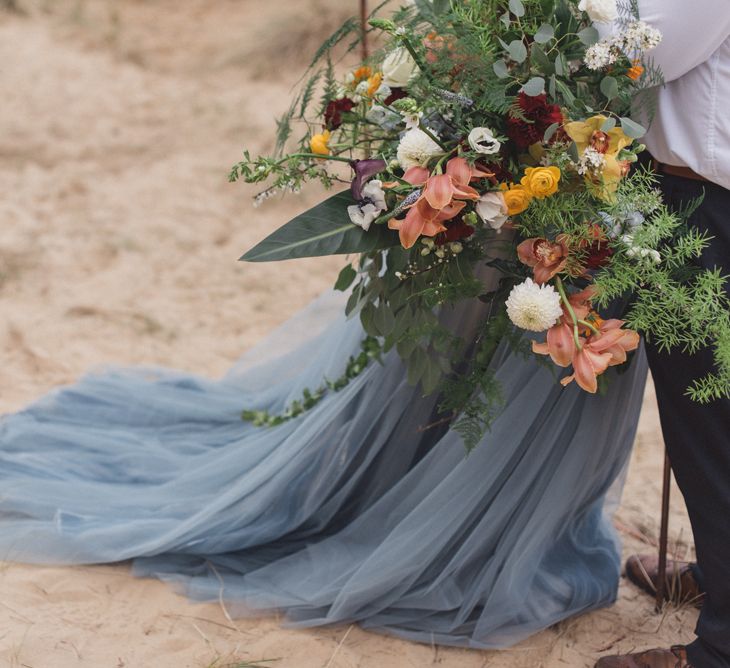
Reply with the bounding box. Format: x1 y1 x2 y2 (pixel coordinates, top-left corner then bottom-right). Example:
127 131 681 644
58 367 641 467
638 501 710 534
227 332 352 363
418 122 449 151
555 277 583 350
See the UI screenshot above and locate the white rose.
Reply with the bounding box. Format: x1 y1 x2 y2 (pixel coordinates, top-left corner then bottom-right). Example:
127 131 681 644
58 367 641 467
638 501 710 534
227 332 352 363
578 0 618 24
476 192 509 230
468 127 501 155
381 47 418 88
396 128 441 170
347 180 387 231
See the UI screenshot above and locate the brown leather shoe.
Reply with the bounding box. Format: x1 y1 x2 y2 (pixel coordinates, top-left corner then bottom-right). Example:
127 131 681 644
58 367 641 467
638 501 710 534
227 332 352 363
595 645 692 667
625 554 704 607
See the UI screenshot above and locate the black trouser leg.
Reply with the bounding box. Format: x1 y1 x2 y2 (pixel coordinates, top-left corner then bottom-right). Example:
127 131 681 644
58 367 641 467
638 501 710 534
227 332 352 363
645 174 730 667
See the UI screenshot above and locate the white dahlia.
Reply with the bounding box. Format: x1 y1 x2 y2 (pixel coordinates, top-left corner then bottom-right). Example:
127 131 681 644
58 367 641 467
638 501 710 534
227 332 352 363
396 127 441 170
506 278 564 332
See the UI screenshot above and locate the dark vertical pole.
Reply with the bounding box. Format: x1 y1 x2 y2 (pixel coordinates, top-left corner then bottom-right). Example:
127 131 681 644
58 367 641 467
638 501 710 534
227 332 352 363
655 453 672 611
360 0 369 61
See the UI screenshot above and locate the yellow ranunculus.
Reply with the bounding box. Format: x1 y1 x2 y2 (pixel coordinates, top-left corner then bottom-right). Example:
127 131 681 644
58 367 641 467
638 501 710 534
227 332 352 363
520 166 561 199
310 130 331 156
500 183 533 216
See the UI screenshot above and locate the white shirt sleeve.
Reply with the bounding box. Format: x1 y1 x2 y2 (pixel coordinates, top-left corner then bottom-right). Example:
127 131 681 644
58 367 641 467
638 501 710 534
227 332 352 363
638 0 730 82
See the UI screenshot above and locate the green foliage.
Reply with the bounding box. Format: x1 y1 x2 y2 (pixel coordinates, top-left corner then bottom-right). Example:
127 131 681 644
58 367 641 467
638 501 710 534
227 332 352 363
242 337 383 427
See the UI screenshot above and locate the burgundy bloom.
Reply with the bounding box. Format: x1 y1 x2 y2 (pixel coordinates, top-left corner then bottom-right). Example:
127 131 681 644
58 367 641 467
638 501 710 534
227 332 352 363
506 92 564 150
583 240 614 269
435 219 474 245
350 158 387 200
384 87 409 106
324 97 355 130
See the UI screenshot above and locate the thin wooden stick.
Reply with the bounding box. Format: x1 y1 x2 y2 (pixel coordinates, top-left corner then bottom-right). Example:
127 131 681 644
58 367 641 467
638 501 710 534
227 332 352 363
655 452 672 611
360 0 369 60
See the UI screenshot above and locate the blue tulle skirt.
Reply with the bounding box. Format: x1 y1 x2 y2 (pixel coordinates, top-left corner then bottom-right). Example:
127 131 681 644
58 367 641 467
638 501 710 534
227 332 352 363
0 289 647 649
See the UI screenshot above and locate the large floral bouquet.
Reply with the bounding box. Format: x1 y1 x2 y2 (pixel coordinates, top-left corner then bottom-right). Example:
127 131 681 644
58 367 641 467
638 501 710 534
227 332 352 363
231 0 730 448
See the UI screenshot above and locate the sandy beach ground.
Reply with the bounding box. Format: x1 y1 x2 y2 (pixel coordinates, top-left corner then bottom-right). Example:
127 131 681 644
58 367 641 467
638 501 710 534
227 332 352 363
0 2 699 666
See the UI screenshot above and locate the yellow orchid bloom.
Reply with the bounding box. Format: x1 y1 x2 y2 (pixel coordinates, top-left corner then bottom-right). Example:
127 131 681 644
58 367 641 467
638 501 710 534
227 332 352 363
563 115 633 201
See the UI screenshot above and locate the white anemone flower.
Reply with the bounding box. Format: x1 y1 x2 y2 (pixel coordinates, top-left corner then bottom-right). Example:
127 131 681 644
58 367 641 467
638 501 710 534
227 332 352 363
476 191 509 230
347 180 387 232
506 278 564 332
396 127 441 170
468 127 501 155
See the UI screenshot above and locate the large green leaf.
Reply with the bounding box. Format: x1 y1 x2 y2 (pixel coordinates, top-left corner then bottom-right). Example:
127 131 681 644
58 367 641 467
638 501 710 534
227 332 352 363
240 191 396 262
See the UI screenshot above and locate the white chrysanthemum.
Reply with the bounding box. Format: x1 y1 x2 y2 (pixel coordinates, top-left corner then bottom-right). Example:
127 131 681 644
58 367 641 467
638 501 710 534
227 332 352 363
396 127 441 170
506 278 564 332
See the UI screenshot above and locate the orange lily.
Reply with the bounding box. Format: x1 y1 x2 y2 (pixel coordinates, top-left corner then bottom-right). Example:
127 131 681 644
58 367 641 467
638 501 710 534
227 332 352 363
389 157 490 249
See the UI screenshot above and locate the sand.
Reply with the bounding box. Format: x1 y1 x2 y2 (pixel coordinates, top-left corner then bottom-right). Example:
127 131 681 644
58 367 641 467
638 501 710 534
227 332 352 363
0 2 700 666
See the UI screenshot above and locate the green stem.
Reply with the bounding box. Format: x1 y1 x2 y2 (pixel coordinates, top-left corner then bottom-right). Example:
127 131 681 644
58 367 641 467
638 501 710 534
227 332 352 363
578 319 600 336
279 152 353 164
418 122 448 151
555 277 583 350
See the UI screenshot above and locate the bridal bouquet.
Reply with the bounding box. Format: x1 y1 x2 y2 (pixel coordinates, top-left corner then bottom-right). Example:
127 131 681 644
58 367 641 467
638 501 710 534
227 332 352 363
231 0 730 447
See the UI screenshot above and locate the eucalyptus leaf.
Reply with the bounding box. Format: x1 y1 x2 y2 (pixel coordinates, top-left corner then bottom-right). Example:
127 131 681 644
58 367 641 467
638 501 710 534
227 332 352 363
493 59 509 79
421 357 442 395
407 347 428 386
521 76 546 96
620 116 647 138
508 0 525 17
334 264 357 291
577 26 599 45
373 301 395 336
500 10 511 27
568 141 581 163
240 191 396 262
360 302 379 337
531 44 554 74
508 39 528 63
554 54 565 76
601 116 617 132
534 23 555 44
600 76 619 100
549 74 557 98
543 122 560 143
498 37 510 50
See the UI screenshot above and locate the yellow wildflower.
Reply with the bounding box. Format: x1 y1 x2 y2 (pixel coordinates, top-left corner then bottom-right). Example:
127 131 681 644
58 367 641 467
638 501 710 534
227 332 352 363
520 166 561 199
310 130 331 156
367 72 383 98
353 66 372 83
500 183 533 216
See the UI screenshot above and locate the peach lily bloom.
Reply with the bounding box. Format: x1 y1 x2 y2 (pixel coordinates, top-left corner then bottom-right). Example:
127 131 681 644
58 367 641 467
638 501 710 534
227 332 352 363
388 157 491 249
516 236 571 284
533 286 639 393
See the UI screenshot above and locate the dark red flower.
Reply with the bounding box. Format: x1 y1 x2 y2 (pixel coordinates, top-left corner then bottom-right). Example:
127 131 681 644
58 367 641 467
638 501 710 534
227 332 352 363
384 87 408 106
582 224 614 270
506 92 564 150
324 97 355 130
435 219 474 245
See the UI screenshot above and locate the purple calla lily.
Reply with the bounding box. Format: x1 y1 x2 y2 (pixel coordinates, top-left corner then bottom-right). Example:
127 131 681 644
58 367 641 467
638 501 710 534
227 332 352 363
350 159 387 200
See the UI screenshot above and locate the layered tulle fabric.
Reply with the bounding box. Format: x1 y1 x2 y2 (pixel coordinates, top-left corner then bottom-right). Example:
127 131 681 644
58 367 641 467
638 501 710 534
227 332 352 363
0 285 647 649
